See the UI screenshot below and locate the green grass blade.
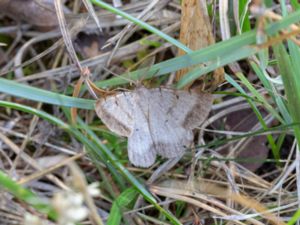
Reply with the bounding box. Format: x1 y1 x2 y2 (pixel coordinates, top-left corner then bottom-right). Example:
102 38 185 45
239 0 251 32
273 43 300 147
77 120 156 200
288 208 300 225
0 78 95 109
176 46 257 88
290 0 300 10
61 108 127 196
90 0 191 53
226 74 280 161
250 61 291 124
0 169 57 220
199 122 296 150
107 188 138 225
235 72 284 123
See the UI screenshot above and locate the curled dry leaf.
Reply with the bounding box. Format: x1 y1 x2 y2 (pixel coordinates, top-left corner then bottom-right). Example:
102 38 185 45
0 0 58 30
176 0 224 90
95 86 213 168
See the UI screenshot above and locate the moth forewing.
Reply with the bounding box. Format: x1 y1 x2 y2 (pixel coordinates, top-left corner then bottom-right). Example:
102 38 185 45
95 92 135 137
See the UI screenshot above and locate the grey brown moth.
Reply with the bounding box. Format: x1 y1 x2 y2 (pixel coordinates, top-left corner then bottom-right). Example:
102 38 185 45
95 86 212 167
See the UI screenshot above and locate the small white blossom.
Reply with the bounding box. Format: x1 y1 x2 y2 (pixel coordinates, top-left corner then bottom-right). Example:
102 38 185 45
87 182 100 197
52 191 88 225
24 213 48 225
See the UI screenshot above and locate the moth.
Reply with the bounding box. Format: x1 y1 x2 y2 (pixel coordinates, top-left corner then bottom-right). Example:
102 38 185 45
95 86 212 167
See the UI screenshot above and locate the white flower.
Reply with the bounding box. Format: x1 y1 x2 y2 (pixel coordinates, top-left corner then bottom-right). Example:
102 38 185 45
24 213 48 225
87 182 100 197
52 191 88 225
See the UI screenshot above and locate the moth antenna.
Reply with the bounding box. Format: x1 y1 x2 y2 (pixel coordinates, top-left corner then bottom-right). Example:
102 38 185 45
86 79 99 99
127 55 158 87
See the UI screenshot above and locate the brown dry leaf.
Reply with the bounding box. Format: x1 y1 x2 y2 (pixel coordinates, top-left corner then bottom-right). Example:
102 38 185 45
176 0 224 90
221 108 269 172
0 0 58 30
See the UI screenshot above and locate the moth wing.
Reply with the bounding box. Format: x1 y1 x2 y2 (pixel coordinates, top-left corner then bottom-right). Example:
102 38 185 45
158 89 213 129
148 122 193 158
95 92 135 137
134 88 198 158
127 127 157 167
